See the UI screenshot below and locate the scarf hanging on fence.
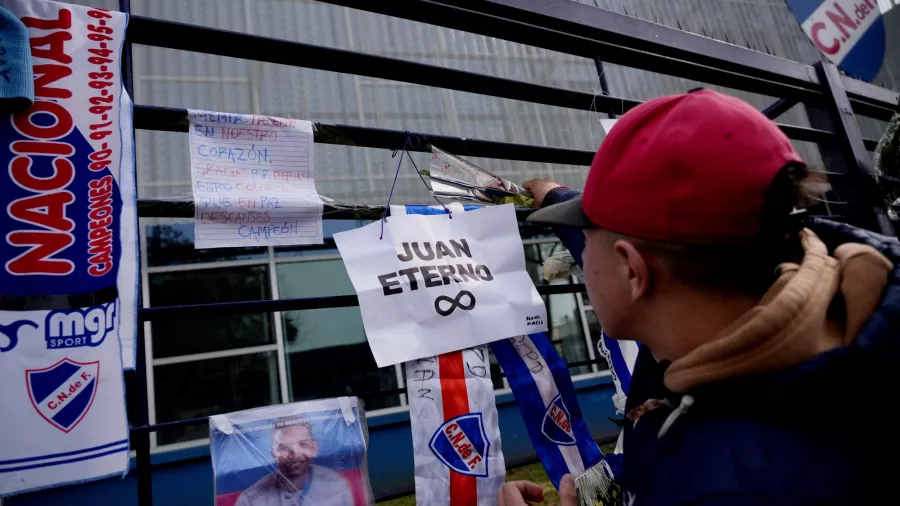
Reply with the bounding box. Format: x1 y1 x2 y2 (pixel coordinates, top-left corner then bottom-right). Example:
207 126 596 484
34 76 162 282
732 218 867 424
405 347 506 506
393 204 505 506
490 333 613 504
0 1 135 497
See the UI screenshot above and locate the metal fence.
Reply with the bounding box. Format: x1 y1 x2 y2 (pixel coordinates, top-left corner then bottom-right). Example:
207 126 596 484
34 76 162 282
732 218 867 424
118 0 900 504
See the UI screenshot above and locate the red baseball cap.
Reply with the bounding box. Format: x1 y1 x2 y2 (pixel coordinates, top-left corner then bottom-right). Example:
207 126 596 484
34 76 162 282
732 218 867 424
528 89 804 243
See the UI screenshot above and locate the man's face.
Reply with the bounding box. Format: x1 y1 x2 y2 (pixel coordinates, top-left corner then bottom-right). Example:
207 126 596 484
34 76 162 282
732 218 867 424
271 425 318 478
582 228 633 339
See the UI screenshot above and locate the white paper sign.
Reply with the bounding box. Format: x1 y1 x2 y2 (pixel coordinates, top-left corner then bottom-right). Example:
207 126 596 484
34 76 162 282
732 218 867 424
600 119 618 134
334 205 547 367
188 111 323 248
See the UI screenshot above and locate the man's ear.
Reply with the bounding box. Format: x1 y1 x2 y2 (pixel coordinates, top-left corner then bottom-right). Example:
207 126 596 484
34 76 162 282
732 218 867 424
613 239 650 301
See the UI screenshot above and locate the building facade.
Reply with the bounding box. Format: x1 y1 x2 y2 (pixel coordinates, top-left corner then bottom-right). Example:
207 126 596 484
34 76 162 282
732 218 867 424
59 0 900 456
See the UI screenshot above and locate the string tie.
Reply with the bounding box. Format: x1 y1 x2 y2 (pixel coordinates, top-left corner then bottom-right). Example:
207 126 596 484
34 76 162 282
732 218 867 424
380 132 451 240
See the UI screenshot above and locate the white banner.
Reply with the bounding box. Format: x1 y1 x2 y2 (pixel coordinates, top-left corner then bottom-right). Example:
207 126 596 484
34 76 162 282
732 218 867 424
0 0 131 496
799 0 882 66
406 347 505 506
334 204 546 367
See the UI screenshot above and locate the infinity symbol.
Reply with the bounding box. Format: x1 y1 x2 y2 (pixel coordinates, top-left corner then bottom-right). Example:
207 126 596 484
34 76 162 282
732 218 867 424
434 290 476 316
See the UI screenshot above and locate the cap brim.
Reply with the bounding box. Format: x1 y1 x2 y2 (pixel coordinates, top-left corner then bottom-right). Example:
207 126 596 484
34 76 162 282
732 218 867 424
526 195 596 229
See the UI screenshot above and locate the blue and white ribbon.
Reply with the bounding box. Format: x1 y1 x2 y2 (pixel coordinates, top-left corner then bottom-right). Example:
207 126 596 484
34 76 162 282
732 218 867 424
597 332 639 416
490 333 610 494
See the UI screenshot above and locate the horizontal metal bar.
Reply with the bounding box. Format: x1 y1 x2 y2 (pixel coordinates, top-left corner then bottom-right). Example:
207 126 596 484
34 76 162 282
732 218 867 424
146 237 561 270
448 0 821 88
129 355 608 434
134 105 597 166
762 99 796 120
124 11 891 145
134 105 836 170
842 75 900 121
320 0 825 104
126 16 639 117
129 416 216 434
146 258 269 274
141 196 858 225
274 253 343 263
139 284 587 322
138 199 541 221
777 124 836 145
152 344 279 366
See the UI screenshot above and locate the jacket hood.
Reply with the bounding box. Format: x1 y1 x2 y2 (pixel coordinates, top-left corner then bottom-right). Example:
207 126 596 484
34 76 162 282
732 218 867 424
664 221 894 394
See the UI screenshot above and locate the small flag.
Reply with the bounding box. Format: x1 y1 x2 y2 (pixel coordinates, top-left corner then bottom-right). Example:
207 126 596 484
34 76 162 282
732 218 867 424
406 347 506 506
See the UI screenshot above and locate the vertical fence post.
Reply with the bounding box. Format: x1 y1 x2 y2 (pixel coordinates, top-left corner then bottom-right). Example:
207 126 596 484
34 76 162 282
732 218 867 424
593 56 617 119
813 61 895 237
119 1 153 505
133 324 153 506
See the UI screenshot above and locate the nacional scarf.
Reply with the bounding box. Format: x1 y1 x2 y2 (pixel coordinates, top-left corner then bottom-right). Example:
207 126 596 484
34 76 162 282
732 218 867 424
0 0 134 496
406 347 506 506
490 333 613 502
393 204 505 506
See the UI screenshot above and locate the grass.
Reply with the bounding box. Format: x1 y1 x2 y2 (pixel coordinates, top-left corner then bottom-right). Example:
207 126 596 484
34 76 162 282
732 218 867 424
376 444 618 506
376 462 560 506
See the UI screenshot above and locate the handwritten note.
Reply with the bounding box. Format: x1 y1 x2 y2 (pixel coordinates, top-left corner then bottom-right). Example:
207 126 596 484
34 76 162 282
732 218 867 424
188 110 323 248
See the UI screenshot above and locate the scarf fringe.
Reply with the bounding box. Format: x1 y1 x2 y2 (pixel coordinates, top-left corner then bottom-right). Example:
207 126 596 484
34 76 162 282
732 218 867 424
576 460 614 506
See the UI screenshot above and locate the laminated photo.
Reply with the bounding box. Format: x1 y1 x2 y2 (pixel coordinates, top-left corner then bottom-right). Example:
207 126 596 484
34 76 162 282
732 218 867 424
210 397 373 506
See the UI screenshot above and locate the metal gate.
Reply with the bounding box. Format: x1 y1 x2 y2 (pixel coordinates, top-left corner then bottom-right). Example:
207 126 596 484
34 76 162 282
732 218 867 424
114 0 899 504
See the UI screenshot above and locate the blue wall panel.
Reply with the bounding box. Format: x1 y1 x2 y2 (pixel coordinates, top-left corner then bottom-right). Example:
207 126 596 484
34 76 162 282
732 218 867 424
7 377 617 506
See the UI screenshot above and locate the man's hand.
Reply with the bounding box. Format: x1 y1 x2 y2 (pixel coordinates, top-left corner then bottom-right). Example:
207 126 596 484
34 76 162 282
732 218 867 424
497 475 578 506
498 481 544 506
522 178 562 209
558 475 578 505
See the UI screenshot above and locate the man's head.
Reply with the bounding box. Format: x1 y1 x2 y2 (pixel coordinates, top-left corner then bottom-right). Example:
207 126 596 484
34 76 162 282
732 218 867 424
530 89 817 353
271 418 318 478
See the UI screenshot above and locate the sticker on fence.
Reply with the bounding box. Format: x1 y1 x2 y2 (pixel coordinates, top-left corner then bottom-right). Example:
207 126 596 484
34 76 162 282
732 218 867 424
786 0 886 81
334 204 547 367
188 111 323 248
0 0 132 496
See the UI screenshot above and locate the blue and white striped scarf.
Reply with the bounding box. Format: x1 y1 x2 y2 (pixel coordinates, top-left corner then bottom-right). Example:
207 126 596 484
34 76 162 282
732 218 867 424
490 333 610 491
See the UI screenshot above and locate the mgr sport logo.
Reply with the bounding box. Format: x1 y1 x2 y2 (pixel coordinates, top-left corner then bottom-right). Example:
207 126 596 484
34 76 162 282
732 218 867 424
0 301 116 432
0 301 117 353
45 300 118 349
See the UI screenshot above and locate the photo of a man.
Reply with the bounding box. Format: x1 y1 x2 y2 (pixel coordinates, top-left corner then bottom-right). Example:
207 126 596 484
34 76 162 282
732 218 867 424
211 398 372 506
236 418 355 506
